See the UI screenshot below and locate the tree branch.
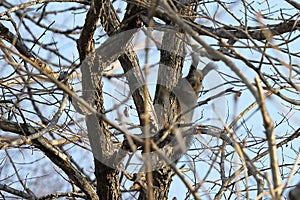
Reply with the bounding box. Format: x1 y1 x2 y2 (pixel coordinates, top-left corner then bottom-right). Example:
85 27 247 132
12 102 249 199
0 120 99 199
99 0 159 129
131 0 300 41
255 76 281 199
0 184 34 199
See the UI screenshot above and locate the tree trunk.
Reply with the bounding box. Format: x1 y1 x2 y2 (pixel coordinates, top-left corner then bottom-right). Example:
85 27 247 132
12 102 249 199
138 2 197 199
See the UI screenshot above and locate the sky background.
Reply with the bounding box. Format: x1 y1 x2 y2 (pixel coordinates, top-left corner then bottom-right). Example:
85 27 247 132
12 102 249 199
0 0 299 199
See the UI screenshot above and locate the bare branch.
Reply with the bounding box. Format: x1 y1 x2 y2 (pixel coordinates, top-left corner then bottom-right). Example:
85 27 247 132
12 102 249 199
0 184 34 199
255 76 281 199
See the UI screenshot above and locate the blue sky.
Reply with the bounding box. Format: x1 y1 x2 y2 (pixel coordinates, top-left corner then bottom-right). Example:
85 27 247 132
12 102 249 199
0 0 299 199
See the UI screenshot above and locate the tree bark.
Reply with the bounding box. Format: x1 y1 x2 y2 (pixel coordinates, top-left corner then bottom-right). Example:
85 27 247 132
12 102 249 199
78 1 121 199
138 2 197 199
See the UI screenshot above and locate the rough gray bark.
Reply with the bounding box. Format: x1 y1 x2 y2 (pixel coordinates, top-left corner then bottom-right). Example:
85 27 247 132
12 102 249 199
77 1 121 198
136 2 198 199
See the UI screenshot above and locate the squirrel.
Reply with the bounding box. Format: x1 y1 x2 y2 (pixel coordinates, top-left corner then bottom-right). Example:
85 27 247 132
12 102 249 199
130 60 217 191
174 59 218 123
155 59 218 162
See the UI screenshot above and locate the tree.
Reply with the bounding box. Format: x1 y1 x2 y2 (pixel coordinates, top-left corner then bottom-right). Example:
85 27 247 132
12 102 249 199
0 0 299 199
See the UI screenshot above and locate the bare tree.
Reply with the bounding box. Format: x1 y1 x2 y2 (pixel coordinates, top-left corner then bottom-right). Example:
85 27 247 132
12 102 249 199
0 0 299 199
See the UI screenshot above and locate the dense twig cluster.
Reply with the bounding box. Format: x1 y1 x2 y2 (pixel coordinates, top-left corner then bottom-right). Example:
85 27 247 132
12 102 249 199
0 0 299 199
